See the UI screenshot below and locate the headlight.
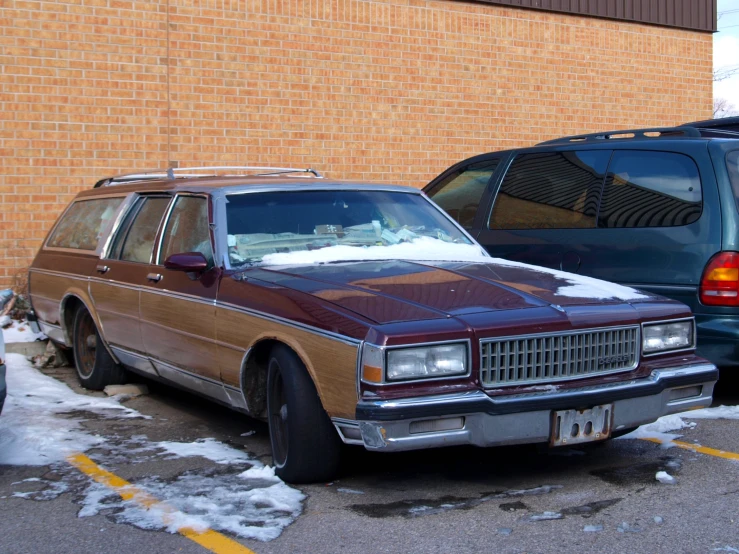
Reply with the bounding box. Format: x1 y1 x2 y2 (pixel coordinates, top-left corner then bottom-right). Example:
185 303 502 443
386 343 468 381
643 320 694 354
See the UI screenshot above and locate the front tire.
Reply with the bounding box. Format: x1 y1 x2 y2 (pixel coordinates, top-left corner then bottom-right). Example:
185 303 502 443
72 307 126 390
267 345 342 483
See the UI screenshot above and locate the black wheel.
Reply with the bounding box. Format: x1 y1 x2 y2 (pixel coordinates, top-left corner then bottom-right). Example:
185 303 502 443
72 308 126 390
267 344 342 484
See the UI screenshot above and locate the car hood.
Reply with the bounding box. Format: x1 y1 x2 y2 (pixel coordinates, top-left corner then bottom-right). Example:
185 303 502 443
246 260 653 324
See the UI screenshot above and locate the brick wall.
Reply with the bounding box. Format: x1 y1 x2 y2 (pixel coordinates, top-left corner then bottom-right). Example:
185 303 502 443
0 0 713 288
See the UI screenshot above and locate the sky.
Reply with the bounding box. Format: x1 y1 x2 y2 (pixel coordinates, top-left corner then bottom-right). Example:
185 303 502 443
715 0 739 110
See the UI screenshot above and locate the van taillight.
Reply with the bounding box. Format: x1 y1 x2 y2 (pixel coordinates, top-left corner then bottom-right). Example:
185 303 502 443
700 252 739 306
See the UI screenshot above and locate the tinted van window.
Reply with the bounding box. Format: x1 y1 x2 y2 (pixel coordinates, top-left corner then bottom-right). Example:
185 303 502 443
427 159 499 229
488 151 609 230
47 197 123 251
598 151 702 228
727 150 739 212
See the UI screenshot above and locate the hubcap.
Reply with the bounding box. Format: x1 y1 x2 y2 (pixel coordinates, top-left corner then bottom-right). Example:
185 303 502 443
75 313 97 379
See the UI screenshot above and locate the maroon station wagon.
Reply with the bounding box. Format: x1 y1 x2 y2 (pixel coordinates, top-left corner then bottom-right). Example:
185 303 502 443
26 167 718 483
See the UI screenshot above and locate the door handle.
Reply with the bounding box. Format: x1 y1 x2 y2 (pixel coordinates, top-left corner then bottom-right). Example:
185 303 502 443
147 273 163 283
96 264 110 274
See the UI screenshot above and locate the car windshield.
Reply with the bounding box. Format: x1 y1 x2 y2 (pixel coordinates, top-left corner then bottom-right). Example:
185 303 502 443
225 189 485 267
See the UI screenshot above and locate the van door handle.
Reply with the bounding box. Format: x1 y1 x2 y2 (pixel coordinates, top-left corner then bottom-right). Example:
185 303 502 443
96 264 110 274
147 273 163 283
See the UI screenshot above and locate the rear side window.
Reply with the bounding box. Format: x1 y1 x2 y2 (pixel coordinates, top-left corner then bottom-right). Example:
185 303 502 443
488 151 609 230
47 197 124 251
112 197 171 264
598 151 702 228
427 159 499 229
727 150 739 212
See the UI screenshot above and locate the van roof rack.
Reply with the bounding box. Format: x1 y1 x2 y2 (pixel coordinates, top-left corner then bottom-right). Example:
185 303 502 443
537 126 702 146
93 166 323 188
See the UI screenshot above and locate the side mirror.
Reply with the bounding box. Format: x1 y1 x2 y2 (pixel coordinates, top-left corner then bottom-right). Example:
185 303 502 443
164 252 209 273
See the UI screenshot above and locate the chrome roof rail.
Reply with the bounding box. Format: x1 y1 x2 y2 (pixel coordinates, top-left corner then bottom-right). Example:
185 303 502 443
93 166 323 187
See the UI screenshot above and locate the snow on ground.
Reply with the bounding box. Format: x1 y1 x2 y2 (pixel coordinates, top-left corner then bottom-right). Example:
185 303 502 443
0 353 304 542
621 406 739 444
1 319 46 343
0 353 140 466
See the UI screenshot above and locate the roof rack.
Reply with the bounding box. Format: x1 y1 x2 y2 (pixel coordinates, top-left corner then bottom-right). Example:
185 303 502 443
537 126 702 146
681 115 739 132
93 166 323 188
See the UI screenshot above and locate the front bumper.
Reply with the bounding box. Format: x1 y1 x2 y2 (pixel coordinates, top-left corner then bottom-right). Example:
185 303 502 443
347 363 718 452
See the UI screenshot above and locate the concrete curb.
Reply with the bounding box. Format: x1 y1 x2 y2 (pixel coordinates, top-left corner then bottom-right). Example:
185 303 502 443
6 340 49 357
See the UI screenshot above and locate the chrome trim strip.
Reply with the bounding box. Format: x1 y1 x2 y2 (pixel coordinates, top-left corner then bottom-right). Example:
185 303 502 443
100 193 138 259
641 317 697 358
151 358 231 405
361 339 472 386
110 346 159 377
215 301 361 346
153 192 181 265
29 268 89 282
479 325 641 388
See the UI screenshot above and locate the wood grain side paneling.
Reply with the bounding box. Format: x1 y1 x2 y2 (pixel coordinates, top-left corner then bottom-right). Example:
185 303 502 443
140 291 218 381
217 307 360 419
29 271 76 325
90 281 143 352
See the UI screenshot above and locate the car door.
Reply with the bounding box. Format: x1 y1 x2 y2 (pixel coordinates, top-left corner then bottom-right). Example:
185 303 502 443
139 194 222 395
476 149 611 272
424 156 506 237
89 194 172 371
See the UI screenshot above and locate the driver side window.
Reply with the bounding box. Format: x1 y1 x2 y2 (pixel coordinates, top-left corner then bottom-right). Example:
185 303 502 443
426 159 499 229
160 196 214 266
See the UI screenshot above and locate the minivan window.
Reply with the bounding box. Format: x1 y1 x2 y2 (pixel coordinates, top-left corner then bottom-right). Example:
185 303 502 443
488 150 609 230
47 197 123 251
426 159 499 229
598 151 702 228
727 150 739 212
160 196 213 266
118 197 171 263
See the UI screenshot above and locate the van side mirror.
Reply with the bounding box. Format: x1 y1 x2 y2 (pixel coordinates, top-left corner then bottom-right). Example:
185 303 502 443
164 252 209 273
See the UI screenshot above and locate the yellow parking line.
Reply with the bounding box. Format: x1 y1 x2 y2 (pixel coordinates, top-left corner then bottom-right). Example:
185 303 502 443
641 437 739 461
67 453 257 554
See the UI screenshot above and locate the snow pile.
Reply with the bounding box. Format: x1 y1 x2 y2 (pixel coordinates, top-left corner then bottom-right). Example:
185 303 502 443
155 438 253 465
655 471 676 484
79 465 304 541
262 236 491 265
0 353 140 466
2 319 46 343
1 354 305 542
622 406 739 444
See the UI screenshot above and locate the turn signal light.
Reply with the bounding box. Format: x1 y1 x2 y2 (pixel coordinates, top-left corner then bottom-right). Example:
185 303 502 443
700 252 739 306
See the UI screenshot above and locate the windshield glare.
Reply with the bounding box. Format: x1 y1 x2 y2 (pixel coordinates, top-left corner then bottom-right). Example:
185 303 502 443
224 190 474 266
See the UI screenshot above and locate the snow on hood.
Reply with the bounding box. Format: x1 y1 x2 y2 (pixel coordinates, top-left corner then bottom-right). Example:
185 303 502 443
261 236 649 302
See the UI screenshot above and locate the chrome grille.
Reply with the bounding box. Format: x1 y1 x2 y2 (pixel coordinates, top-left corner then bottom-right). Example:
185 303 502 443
480 326 640 387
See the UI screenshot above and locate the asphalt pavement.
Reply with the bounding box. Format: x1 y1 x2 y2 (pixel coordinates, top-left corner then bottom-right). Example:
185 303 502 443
1 361 738 554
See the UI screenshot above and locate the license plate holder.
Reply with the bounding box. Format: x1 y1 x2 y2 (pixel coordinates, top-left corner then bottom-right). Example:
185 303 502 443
550 404 613 447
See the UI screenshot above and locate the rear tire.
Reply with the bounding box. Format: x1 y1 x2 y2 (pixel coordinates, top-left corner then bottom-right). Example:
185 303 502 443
72 307 126 390
267 345 342 484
